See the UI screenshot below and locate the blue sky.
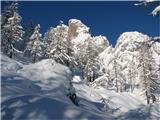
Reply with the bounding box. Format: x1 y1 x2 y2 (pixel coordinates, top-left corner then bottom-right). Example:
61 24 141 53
2 1 160 46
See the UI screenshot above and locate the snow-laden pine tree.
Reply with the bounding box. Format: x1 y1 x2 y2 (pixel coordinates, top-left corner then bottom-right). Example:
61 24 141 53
43 27 55 59
127 56 137 93
50 21 71 65
44 21 76 67
138 40 160 104
148 51 159 103
1 1 18 28
20 21 35 51
113 58 119 92
25 24 43 63
66 35 77 71
149 38 160 101
108 54 126 93
2 12 24 57
113 57 124 92
75 40 89 78
84 38 100 82
146 39 160 103
1 2 24 58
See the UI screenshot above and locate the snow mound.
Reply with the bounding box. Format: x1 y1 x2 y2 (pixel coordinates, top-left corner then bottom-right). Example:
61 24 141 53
18 59 72 92
1 53 42 102
1 53 23 73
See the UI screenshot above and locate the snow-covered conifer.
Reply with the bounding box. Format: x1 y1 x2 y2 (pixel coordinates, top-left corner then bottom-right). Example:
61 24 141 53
25 24 43 63
84 38 100 82
134 0 160 16
1 2 24 58
20 21 35 51
44 21 76 67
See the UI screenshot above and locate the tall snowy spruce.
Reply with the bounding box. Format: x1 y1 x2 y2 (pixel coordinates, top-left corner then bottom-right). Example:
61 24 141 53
1 1 18 27
1 2 24 58
20 21 35 51
139 39 160 104
25 24 43 63
113 56 125 93
148 37 160 103
44 21 76 67
138 41 153 104
84 38 100 82
127 57 137 93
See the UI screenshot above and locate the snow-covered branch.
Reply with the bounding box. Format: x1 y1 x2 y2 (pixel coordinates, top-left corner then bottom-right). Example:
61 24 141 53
134 0 160 16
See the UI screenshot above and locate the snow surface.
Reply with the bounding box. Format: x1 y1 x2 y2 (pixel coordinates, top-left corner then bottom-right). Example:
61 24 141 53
1 53 112 119
72 76 160 119
1 53 160 119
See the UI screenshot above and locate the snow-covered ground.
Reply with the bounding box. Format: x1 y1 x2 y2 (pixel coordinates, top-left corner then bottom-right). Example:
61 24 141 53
1 53 112 119
1 53 160 120
72 76 160 119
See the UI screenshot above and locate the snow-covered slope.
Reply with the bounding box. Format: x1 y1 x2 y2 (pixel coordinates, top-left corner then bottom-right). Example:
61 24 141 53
18 59 72 92
72 76 160 119
72 76 145 113
1 53 113 119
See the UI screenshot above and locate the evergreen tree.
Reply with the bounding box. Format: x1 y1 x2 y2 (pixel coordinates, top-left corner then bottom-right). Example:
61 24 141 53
111 54 126 92
25 24 43 63
1 1 18 28
43 27 54 58
146 40 160 103
1 2 24 58
113 58 119 92
50 21 69 65
138 41 159 104
75 41 88 78
84 38 100 82
20 21 35 51
44 21 76 67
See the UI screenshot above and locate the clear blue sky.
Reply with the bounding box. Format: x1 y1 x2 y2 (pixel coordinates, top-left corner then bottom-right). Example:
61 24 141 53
2 1 160 46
